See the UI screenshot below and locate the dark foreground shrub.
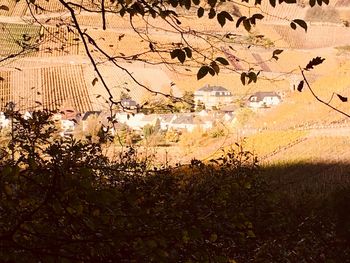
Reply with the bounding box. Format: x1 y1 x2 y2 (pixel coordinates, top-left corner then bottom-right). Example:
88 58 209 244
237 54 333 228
0 110 261 262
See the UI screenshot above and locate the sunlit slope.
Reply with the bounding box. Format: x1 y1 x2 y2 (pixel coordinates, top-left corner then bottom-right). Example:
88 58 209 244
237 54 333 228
264 136 350 163
250 61 350 130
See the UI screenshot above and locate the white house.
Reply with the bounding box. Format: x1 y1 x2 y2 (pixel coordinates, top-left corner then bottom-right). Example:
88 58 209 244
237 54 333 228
0 112 9 128
194 85 233 109
248 91 281 108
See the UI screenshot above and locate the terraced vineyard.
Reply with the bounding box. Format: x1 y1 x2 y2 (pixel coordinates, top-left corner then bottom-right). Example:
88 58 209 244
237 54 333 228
243 130 308 158
11 67 43 111
37 26 80 57
0 23 41 57
41 65 92 112
0 71 11 110
25 0 65 15
272 24 350 49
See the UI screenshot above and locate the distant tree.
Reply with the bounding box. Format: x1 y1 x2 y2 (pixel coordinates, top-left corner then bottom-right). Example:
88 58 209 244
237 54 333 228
143 123 155 139
196 101 206 112
181 91 195 112
120 90 132 100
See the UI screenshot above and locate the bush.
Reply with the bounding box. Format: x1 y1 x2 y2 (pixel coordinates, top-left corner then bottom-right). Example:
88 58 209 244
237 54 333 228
0 110 262 262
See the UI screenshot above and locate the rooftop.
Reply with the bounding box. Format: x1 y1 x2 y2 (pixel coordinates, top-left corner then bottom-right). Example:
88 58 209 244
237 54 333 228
196 85 229 92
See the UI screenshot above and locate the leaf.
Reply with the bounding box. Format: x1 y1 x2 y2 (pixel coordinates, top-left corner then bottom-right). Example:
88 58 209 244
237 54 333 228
243 19 251 31
337 94 348 102
192 0 200 5
216 57 229 65
273 49 283 56
177 50 186 63
305 56 325 70
217 12 226 27
208 0 217 7
92 77 98 86
236 16 247 28
197 66 209 80
272 49 283 60
0 5 9 11
183 0 191 9
217 11 233 27
208 8 216 19
247 72 257 84
170 49 186 63
149 42 155 52
250 13 264 25
292 19 307 32
290 21 297 30
208 67 216 76
118 34 125 41
197 7 204 18
269 0 276 7
0 77 4 81
309 0 316 6
240 72 247 85
210 61 220 74
183 47 192 58
297 80 304 92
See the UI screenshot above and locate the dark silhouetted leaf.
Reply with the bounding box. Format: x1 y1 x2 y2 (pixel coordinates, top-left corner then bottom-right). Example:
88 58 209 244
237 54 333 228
337 94 348 102
305 56 325 70
250 13 264 25
236 16 247 28
118 34 125 41
210 61 220 74
240 72 247 85
197 7 204 18
0 5 9 11
92 77 98 86
170 49 186 63
197 66 209 80
243 19 251 31
297 80 304 92
208 0 217 7
290 21 297 30
149 42 155 52
177 50 186 63
184 47 192 58
247 72 257 84
216 57 229 65
217 11 233 27
309 0 316 6
269 0 276 7
272 49 283 60
208 8 216 19
292 19 307 32
208 67 216 76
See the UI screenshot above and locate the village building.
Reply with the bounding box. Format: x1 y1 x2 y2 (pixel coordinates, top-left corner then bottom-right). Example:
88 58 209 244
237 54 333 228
248 91 282 108
0 112 9 128
194 85 233 109
158 114 177 130
121 99 138 112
